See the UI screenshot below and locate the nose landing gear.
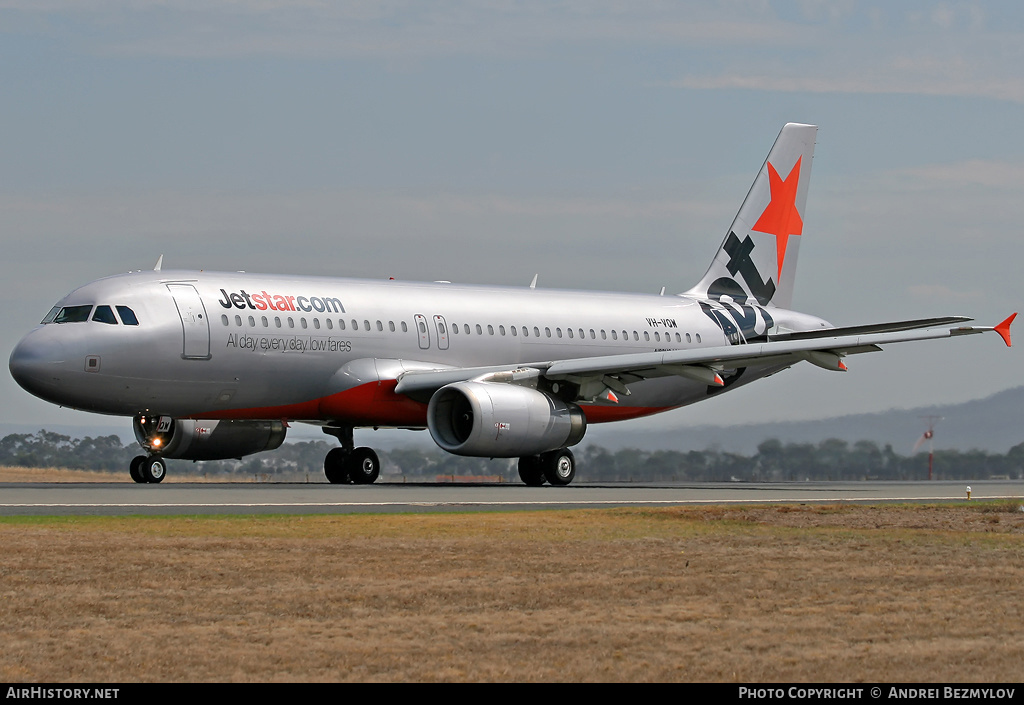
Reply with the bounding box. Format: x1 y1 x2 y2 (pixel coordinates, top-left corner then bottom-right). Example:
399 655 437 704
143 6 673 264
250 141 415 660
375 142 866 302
130 455 166 484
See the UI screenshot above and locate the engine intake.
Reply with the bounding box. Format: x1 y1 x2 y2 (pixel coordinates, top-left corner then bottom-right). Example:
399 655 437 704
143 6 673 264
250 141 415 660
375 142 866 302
428 382 586 457
133 416 287 460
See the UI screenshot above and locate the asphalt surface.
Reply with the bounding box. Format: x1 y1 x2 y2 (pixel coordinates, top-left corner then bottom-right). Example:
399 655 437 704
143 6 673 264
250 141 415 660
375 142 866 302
1 480 1021 515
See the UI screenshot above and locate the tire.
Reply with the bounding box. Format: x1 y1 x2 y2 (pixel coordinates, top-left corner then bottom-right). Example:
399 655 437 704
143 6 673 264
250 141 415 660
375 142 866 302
541 448 575 486
518 456 546 486
129 455 147 484
141 456 166 484
347 447 380 484
324 448 351 484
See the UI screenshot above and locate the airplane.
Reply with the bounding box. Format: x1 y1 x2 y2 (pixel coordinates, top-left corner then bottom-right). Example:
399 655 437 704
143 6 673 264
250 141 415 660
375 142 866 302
8 123 1016 485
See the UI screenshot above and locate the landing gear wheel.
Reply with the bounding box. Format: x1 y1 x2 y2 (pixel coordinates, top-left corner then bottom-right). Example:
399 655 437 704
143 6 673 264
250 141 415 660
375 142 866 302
541 448 575 486
348 447 380 484
141 456 166 484
324 448 351 484
129 456 147 484
518 456 546 486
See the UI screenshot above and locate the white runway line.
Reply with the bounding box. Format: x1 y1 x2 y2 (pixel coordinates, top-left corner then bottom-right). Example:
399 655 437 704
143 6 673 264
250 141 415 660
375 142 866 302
0 495 1016 509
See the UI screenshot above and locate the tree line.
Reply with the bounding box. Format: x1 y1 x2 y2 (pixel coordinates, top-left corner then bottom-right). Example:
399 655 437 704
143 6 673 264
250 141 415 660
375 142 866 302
2 430 1022 481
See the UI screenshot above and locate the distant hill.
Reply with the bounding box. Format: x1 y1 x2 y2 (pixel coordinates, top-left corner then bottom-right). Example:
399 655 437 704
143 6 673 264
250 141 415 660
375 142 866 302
2 387 1021 456
589 386 1024 455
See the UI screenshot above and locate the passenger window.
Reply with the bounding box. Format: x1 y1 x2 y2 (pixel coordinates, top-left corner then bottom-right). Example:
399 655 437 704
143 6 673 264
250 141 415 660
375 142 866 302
402 321 409 332
221 315 229 326
511 326 517 337
92 306 118 325
568 328 574 339
249 316 256 327
487 325 494 335
301 318 308 329
499 325 506 336
55 305 92 323
275 317 282 328
262 316 269 327
339 320 345 330
390 321 396 332
288 317 295 329
476 324 482 335
464 324 471 334
235 315 242 326
313 319 320 330
326 319 333 330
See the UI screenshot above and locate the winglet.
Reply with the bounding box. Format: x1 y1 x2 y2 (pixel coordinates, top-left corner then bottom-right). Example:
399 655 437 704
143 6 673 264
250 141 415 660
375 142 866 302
154 254 163 272
994 313 1016 347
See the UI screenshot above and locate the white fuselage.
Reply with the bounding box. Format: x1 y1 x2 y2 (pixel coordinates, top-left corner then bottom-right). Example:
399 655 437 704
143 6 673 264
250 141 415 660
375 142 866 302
9 269 827 427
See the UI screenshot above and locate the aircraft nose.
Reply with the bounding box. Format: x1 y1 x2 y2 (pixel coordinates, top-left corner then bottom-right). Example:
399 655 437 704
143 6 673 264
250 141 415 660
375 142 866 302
9 331 68 401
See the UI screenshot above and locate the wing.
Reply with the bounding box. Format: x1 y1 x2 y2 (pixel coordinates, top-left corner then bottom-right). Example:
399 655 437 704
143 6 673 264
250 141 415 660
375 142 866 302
394 314 1016 398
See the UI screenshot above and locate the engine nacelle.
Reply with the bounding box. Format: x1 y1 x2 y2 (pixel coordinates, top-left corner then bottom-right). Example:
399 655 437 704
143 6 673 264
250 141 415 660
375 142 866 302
133 415 287 461
427 382 587 457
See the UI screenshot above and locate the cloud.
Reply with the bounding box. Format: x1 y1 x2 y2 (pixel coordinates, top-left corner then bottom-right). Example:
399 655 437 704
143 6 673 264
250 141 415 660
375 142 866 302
6 0 1024 109
906 284 982 302
898 159 1024 189
669 70 1024 103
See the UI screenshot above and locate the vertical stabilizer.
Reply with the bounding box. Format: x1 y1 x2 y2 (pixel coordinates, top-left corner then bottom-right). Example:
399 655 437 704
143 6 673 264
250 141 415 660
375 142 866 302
685 123 817 310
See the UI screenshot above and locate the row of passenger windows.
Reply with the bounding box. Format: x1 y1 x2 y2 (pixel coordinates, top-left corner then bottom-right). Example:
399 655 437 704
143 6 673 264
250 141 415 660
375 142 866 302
221 315 409 332
446 322 700 344
220 314 702 344
43 304 139 326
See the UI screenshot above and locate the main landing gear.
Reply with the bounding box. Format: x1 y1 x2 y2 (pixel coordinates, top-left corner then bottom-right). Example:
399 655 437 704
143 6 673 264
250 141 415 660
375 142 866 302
323 427 381 484
518 448 576 487
130 455 167 484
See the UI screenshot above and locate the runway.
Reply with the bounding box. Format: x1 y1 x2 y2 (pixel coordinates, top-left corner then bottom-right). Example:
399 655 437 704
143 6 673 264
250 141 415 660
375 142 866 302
1 479 1021 515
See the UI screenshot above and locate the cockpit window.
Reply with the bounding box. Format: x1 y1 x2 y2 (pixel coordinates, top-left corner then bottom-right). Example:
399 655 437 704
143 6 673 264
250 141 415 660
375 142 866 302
41 305 61 324
92 305 118 325
54 305 93 323
116 306 139 325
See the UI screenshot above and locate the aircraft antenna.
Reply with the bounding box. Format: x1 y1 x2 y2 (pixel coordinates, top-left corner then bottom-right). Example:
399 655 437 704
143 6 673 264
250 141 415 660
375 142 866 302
154 254 164 271
529 274 538 289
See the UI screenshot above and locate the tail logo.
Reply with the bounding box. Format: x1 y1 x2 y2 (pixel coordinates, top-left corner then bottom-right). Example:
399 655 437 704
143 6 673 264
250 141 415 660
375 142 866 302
752 157 803 281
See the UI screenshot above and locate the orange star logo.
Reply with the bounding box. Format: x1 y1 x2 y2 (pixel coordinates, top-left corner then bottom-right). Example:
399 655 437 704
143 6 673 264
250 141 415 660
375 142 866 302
752 157 803 282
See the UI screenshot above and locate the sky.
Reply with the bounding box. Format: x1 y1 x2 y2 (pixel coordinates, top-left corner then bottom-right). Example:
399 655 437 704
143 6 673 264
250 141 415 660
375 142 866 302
1 1 1022 443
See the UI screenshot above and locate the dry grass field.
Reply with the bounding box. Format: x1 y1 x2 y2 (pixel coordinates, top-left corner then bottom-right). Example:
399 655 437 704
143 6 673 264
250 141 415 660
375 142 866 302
2 501 1023 682
0 466 231 483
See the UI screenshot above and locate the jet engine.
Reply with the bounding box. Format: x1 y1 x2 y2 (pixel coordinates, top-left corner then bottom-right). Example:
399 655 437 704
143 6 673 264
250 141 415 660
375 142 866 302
133 415 287 461
427 381 587 457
